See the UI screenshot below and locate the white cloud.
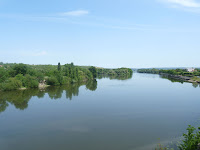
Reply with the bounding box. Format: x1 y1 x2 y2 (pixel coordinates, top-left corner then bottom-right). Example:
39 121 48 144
59 10 89 17
162 0 200 8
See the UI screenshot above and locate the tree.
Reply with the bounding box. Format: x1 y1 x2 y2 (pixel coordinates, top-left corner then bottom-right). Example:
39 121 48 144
23 75 39 88
70 62 74 67
13 64 28 76
0 67 8 83
89 66 97 78
58 62 61 71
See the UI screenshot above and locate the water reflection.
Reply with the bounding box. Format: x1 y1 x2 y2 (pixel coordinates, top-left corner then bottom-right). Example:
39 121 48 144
97 74 132 80
192 82 200 88
0 74 133 114
160 75 184 84
0 79 98 113
160 74 200 88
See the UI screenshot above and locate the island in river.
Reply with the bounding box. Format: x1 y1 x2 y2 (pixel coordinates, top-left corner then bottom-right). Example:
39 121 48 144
0 62 133 91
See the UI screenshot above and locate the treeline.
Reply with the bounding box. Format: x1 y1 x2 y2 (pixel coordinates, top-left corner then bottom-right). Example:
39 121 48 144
97 68 133 76
137 68 200 77
0 62 133 91
0 62 97 91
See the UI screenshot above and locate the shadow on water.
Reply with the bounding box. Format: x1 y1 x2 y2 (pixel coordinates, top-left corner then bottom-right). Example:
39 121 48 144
0 79 98 113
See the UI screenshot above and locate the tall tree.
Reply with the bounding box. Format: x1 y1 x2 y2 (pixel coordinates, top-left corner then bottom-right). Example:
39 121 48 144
13 63 28 76
58 62 61 71
89 66 97 78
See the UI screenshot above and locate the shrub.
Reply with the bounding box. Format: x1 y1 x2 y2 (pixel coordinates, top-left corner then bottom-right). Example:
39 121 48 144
178 125 200 150
0 78 22 91
0 67 8 83
15 74 25 83
13 63 28 76
46 76 60 86
62 76 70 85
23 74 39 88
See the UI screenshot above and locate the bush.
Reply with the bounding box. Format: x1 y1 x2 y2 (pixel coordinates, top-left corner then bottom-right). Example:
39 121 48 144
23 75 39 88
13 63 28 76
0 78 22 91
15 74 25 83
0 67 8 83
62 76 70 85
46 76 60 86
89 66 97 78
178 125 200 150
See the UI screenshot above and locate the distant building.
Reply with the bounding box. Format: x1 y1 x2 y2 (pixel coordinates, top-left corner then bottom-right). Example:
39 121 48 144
0 65 3 67
187 68 195 72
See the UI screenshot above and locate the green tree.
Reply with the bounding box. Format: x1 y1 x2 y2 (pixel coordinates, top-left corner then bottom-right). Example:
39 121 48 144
0 67 8 83
1 78 22 91
89 66 97 78
58 62 61 71
13 63 28 76
23 75 39 88
47 76 59 86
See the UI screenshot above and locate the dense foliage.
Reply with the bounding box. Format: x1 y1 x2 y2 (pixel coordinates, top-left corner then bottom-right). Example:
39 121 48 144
97 67 133 76
137 68 200 77
0 62 133 91
0 62 95 91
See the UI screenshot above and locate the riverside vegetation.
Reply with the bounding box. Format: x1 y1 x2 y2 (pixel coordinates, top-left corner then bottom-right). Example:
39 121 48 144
137 68 200 83
0 62 133 91
155 125 200 150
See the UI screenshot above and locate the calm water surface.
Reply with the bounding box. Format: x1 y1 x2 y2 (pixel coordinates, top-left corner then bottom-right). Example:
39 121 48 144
0 73 200 150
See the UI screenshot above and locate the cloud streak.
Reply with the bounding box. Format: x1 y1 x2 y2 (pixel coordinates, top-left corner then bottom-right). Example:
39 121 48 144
162 0 200 8
59 10 89 17
0 11 200 33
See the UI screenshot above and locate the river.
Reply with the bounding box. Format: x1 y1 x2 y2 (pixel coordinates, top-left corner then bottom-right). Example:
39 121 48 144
0 73 200 150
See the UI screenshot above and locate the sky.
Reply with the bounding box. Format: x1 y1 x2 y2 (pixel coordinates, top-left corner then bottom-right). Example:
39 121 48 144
0 0 200 68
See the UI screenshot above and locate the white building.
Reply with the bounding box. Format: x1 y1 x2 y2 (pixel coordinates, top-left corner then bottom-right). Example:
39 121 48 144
187 68 195 72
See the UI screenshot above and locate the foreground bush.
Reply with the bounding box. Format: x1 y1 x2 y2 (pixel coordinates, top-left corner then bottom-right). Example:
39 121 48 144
157 125 200 150
178 125 200 150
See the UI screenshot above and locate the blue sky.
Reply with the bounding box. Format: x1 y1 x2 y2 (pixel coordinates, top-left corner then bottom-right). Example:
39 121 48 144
0 0 200 68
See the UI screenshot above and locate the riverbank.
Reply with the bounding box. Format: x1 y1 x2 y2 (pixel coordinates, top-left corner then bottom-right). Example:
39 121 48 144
160 73 200 83
137 68 200 84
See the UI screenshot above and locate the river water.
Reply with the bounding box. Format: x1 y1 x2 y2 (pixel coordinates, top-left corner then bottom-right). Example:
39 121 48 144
0 73 200 150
